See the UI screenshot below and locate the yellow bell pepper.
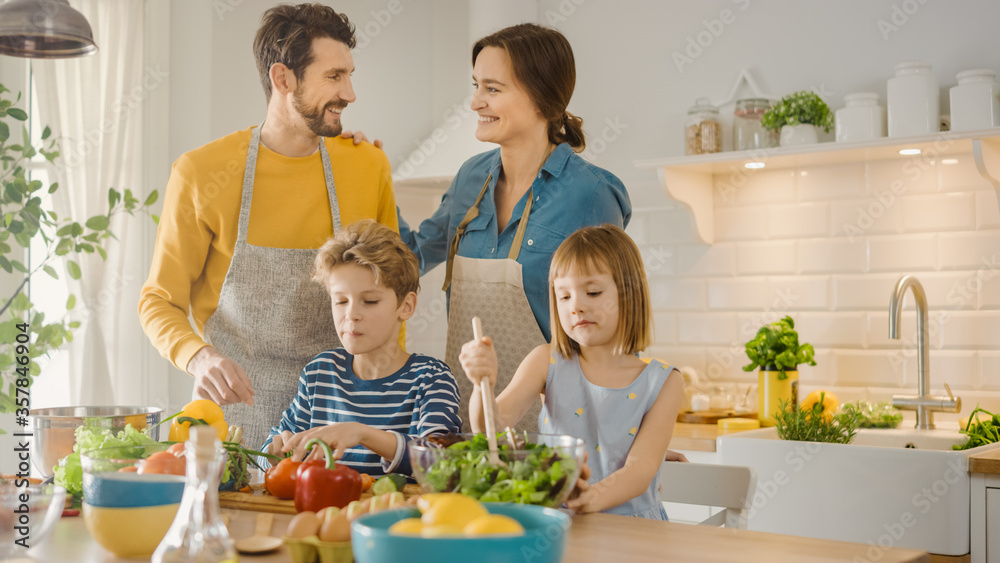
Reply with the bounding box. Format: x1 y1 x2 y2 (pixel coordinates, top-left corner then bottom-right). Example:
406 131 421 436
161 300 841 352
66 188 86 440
168 399 228 442
801 390 839 423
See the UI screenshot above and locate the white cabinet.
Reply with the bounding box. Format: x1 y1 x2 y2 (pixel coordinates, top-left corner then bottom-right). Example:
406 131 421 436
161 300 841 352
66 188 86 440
971 473 1000 563
988 487 1000 563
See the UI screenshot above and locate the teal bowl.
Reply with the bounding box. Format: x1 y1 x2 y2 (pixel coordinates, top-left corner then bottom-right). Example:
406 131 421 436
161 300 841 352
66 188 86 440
350 503 571 563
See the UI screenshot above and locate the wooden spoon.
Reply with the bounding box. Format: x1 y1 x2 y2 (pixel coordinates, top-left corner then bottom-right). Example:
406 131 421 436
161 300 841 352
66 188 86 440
472 317 506 468
235 512 281 554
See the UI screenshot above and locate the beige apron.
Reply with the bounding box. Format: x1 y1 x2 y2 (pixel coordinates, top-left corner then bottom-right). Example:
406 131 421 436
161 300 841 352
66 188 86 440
203 126 341 450
443 175 546 433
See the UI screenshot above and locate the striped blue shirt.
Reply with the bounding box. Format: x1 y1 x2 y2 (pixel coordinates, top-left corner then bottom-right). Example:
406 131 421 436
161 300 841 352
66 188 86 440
263 350 461 476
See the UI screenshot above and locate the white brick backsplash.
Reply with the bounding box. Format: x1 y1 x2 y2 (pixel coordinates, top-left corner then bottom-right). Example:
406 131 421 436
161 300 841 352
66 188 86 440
982 273 1000 309
830 198 902 238
867 157 939 195
868 233 938 272
798 313 867 347
736 311 802 343
701 345 756 383
876 271 986 310
833 274 899 310
644 345 706 374
833 350 905 387
939 154 988 191
652 311 677 344
647 209 698 245
900 350 979 391
799 349 835 385
677 243 736 276
938 311 1000 349
736 240 797 275
768 275 830 310
797 163 866 201
722 169 795 206
677 313 737 345
649 278 705 311
641 245 676 277
901 192 976 232
799 238 867 273
938 232 1000 270
714 205 768 241
868 310 947 350
625 212 648 245
629 181 679 210
976 190 1000 229
982 351 1000 390
708 278 768 310
768 202 830 239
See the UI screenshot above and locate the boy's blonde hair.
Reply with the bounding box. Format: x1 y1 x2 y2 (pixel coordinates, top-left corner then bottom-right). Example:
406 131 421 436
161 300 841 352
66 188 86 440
313 220 419 302
548 224 652 359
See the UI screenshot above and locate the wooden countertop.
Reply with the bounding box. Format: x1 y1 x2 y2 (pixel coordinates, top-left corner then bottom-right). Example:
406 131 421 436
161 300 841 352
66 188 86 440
670 422 720 452
969 447 1000 474
27 508 929 563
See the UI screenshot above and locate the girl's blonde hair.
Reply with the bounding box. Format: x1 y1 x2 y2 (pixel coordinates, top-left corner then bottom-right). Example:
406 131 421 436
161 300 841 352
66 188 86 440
313 220 419 302
548 224 652 359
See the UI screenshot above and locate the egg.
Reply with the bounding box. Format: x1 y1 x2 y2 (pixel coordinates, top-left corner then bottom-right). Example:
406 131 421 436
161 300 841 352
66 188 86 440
319 513 352 543
286 511 322 538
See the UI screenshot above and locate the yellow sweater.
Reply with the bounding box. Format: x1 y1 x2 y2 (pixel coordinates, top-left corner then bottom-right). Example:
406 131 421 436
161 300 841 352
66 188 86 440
139 128 398 371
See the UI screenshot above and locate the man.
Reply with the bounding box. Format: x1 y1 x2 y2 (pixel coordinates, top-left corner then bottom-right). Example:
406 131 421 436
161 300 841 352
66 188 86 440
139 4 397 449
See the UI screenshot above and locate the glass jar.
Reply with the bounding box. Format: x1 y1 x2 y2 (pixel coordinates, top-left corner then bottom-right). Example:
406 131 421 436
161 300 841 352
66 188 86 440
685 97 721 155
886 60 939 137
733 98 778 151
949 69 999 132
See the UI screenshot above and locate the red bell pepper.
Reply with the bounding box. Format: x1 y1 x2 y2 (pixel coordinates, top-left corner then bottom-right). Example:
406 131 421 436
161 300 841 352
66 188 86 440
293 438 363 513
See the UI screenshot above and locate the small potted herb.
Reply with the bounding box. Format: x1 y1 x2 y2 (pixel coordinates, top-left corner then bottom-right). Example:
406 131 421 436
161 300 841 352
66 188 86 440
742 315 816 426
761 90 833 147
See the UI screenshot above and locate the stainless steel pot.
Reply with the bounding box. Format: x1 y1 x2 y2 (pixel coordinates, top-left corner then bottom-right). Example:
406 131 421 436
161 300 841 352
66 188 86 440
28 406 163 477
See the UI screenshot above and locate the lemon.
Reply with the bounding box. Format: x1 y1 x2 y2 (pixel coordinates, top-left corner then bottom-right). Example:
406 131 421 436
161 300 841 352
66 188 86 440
415 493 453 513
463 514 525 537
420 524 465 538
420 494 488 529
388 518 425 536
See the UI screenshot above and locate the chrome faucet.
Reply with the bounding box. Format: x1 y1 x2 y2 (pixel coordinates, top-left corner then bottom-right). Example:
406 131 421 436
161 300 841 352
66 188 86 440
889 275 961 430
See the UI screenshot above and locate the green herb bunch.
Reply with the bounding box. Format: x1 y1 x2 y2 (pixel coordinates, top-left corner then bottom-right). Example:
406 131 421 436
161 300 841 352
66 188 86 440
954 407 1000 451
742 315 816 380
775 396 863 444
760 91 833 133
837 400 903 429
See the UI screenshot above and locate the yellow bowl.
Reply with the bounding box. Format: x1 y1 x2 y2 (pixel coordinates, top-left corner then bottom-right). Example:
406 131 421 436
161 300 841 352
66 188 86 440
82 502 179 558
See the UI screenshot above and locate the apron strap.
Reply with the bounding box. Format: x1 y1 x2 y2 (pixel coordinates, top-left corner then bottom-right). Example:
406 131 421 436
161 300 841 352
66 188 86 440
508 186 533 262
318 139 342 234
443 174 491 291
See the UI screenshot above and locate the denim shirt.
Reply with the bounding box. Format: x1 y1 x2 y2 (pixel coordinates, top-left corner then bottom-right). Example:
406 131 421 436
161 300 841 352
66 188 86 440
397 143 631 341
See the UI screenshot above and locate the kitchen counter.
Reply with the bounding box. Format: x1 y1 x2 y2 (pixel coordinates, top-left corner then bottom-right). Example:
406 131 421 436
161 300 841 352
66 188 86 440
23 508 929 563
968 447 1000 474
669 421 720 452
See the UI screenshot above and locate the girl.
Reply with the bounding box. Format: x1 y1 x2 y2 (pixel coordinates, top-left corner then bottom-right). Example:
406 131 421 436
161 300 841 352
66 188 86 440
460 224 683 520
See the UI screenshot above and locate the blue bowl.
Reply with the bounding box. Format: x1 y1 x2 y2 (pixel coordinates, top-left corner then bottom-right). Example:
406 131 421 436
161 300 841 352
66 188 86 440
350 503 571 563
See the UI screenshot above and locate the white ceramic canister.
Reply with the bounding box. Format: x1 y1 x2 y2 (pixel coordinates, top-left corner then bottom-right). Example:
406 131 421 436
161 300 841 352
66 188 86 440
887 61 940 137
835 92 887 142
949 69 1000 132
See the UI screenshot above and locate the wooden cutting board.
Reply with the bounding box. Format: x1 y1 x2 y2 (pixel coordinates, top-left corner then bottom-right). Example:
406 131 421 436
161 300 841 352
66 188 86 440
219 483 424 514
676 410 758 424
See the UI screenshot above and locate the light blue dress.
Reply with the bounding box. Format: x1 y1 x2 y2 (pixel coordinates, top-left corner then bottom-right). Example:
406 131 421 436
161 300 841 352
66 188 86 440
539 354 676 520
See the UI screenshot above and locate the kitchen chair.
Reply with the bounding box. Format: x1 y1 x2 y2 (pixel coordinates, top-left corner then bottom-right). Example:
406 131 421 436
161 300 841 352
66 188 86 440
658 462 757 529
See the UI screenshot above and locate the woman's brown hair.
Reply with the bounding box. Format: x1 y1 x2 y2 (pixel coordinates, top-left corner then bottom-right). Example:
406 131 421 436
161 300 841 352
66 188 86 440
253 3 356 103
548 225 652 359
472 23 586 152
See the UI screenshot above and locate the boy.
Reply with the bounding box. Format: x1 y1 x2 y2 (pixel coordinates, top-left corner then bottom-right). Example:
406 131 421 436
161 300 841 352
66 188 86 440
264 220 461 476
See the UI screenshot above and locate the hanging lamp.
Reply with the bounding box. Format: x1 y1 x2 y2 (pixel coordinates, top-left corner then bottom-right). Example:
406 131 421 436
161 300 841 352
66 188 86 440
0 0 97 59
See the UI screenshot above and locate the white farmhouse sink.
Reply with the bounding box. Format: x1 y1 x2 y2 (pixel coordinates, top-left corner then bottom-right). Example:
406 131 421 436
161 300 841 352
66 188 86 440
718 427 1000 556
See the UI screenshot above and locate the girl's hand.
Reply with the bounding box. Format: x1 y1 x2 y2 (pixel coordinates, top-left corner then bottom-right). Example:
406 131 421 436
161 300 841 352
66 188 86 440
664 449 689 463
566 450 593 507
340 130 384 149
279 422 367 462
459 336 498 387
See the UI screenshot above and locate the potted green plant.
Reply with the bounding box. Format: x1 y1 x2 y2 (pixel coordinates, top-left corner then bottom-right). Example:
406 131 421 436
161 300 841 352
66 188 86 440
0 82 158 431
742 315 816 427
761 90 834 147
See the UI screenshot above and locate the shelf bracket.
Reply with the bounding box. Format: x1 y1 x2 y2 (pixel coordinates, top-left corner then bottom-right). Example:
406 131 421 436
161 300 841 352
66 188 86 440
659 167 714 244
972 138 1000 215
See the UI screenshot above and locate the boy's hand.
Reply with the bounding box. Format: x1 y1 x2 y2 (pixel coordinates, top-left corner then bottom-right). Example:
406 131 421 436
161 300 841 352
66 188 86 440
279 422 367 462
459 336 498 387
268 430 295 464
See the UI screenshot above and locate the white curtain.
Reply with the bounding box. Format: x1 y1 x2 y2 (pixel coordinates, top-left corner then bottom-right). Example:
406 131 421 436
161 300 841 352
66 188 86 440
32 0 151 407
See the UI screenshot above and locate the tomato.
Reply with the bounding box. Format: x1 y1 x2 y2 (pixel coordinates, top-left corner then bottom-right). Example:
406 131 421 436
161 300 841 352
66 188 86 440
118 466 139 473
139 450 186 476
360 472 375 492
264 457 302 500
167 443 186 456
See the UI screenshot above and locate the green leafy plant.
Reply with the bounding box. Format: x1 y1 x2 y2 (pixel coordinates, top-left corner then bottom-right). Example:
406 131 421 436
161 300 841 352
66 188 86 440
0 82 158 428
742 315 816 380
775 396 863 444
954 406 1000 451
836 400 903 429
761 91 833 133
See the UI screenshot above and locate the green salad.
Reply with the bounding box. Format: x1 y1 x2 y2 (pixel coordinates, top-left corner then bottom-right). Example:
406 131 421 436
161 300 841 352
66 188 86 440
54 422 162 500
419 433 577 507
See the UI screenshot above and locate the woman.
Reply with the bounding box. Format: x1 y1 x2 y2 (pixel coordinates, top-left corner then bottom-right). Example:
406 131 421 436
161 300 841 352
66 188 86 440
398 23 631 431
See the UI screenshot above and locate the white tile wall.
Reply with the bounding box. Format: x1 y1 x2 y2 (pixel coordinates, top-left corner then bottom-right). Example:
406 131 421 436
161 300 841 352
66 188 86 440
736 240 797 275
797 164 866 202
937 312 1000 348
715 206 768 241
830 198 902 237
708 278 767 310
867 157 939 195
976 191 1000 230
723 169 795 206
798 312 867 348
833 350 905 387
767 276 830 311
982 272 1000 309
901 350 979 391
799 238 866 273
981 352 1000 391
647 209 698 245
676 243 736 276
768 202 830 239
939 154 988 191
868 234 938 272
649 278 705 311
901 192 976 232
867 310 946 350
938 232 1000 269
676 313 737 345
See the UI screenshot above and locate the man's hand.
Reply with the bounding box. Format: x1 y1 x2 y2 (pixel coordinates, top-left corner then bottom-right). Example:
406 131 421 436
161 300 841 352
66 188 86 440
187 346 255 406
340 130 383 149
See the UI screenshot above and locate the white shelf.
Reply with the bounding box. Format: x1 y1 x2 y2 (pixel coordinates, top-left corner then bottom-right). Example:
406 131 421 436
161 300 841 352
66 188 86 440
634 128 1000 244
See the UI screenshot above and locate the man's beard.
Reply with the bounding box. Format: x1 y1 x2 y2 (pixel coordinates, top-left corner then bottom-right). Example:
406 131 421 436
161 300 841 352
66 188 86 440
292 88 343 138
